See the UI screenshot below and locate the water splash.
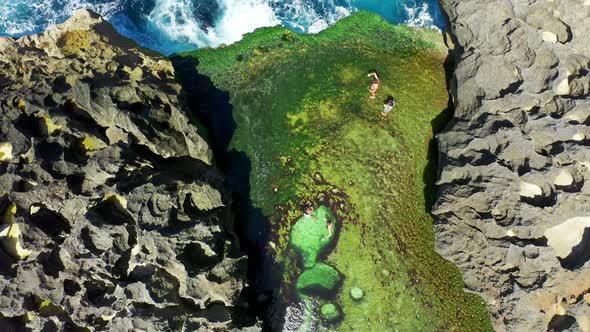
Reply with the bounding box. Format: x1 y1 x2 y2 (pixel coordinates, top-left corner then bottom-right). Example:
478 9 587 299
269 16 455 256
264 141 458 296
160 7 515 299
0 0 444 54
272 0 353 33
214 0 279 44
403 1 436 29
0 0 121 36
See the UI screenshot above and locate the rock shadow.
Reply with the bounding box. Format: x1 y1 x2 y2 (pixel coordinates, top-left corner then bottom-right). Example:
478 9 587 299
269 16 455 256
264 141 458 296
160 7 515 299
422 48 455 214
560 227 590 270
171 55 280 329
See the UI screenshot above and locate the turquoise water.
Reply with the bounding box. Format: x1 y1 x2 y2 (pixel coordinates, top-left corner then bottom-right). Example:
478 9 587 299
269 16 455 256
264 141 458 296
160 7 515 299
0 0 444 54
0 0 445 55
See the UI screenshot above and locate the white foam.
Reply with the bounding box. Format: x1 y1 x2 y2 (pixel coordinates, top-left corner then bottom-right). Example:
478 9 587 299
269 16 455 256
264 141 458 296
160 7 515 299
0 0 120 36
214 0 279 45
146 0 215 48
1 0 443 54
274 0 353 34
404 2 437 29
145 0 279 49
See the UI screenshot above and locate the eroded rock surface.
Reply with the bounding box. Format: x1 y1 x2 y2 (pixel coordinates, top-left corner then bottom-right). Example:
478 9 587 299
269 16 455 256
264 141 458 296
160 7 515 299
435 0 590 330
0 10 256 331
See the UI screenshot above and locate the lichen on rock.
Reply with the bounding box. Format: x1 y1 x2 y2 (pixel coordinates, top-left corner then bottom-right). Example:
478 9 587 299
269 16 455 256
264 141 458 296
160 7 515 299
58 30 91 56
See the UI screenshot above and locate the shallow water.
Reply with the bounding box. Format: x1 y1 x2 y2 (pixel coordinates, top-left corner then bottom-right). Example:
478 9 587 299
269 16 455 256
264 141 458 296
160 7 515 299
0 0 445 54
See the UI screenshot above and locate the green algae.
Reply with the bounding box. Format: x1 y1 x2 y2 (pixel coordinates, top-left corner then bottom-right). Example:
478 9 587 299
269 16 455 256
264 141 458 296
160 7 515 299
296 263 341 296
290 205 336 268
175 11 492 331
321 303 340 321
350 287 364 300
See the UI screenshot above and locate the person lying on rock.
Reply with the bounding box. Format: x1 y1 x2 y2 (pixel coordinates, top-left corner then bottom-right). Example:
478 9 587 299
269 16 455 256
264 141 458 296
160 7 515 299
382 95 395 117
367 71 380 99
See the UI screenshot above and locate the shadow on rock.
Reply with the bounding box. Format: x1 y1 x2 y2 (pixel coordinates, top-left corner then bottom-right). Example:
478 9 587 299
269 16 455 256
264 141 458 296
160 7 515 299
422 50 455 214
171 55 281 329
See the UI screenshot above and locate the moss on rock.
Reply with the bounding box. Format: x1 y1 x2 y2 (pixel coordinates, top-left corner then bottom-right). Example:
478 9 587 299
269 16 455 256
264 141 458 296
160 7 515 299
320 303 340 321
175 11 492 331
58 30 91 56
350 287 364 300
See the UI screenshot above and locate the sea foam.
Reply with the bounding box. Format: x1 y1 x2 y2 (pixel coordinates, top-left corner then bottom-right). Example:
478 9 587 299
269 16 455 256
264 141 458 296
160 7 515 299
403 2 437 29
0 0 120 36
0 0 443 54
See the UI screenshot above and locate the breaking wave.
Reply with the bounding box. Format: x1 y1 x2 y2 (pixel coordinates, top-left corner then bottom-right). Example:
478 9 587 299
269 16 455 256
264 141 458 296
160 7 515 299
0 0 445 54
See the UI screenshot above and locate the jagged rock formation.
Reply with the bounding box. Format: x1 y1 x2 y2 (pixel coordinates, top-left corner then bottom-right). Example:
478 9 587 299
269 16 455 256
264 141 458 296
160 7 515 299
435 0 590 331
0 10 257 331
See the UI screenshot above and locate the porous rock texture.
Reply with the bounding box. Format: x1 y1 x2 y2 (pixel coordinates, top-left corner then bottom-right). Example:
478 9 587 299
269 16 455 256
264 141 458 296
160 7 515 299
434 0 590 331
0 10 257 331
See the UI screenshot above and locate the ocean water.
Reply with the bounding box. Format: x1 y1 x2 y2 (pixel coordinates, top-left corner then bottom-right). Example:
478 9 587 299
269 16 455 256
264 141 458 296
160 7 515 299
0 0 445 55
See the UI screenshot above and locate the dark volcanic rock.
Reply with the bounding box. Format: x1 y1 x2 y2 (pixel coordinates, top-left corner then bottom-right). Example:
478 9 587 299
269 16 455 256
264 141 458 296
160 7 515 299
436 0 590 331
0 10 258 331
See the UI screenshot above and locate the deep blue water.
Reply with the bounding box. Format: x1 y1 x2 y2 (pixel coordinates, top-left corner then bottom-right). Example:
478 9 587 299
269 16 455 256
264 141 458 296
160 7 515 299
0 0 446 55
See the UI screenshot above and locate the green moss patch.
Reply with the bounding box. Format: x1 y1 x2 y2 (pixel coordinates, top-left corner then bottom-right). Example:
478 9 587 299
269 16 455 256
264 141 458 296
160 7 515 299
58 30 91 56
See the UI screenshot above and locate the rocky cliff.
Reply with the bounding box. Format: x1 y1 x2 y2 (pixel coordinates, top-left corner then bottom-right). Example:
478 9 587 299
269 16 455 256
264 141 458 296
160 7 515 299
435 0 590 330
0 10 256 331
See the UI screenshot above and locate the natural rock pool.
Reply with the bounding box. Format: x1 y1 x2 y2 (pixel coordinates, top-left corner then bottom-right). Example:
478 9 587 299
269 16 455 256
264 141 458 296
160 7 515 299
174 12 492 331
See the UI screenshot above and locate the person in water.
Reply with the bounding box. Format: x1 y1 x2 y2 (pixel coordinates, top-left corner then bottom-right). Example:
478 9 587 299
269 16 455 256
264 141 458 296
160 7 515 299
382 95 395 117
367 71 380 99
322 219 334 241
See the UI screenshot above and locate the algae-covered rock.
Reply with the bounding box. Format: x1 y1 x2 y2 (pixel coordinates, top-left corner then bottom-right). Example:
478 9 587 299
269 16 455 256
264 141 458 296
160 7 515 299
290 205 337 268
175 10 489 331
320 303 340 321
350 287 364 300
296 263 340 296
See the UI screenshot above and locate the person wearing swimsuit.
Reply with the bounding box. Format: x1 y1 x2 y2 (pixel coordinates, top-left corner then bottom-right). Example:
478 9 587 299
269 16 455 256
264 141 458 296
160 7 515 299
368 71 380 99
322 219 334 241
382 95 395 117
